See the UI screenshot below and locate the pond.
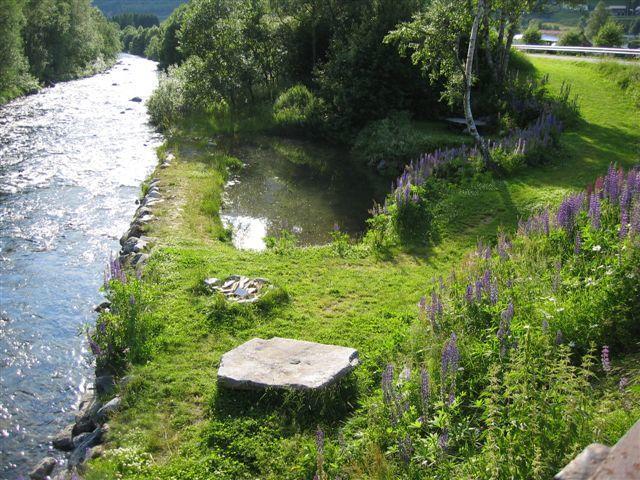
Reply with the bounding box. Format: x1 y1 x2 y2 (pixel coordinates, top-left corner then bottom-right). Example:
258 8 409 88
221 137 384 250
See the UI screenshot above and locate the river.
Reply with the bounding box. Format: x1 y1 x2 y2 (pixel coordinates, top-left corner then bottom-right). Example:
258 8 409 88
0 54 162 478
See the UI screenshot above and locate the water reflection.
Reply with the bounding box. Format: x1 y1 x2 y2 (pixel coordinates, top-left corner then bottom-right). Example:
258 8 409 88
0 54 161 478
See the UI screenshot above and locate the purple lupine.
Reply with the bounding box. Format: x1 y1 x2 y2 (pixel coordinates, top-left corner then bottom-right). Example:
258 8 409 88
619 210 629 239
464 284 474 303
619 377 630 391
588 194 601 230
555 330 564 345
574 232 582 254
604 164 620 202
631 201 640 236
601 346 611 373
98 321 106 334
88 335 102 356
497 233 511 260
441 333 460 380
381 364 394 406
420 368 430 413
481 270 491 293
497 302 514 356
438 430 449 451
316 427 325 455
489 281 499 305
398 434 414 465
474 280 483 303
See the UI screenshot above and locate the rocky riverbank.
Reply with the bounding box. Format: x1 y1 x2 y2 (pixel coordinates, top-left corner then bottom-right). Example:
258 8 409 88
27 154 171 480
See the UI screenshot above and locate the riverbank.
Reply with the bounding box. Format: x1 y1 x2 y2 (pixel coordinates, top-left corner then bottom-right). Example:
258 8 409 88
83 57 639 479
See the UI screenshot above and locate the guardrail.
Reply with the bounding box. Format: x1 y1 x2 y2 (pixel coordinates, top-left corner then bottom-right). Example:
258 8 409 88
514 44 640 57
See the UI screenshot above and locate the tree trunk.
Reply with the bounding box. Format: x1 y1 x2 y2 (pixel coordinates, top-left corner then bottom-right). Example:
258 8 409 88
501 18 518 79
464 0 492 167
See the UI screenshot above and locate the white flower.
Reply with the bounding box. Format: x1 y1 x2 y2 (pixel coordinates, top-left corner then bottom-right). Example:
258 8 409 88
592 245 602 252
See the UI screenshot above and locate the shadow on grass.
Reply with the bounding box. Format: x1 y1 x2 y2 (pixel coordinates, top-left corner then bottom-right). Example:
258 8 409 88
210 374 360 431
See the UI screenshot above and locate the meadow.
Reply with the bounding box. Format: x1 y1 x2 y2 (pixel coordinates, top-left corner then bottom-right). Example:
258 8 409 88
85 58 639 479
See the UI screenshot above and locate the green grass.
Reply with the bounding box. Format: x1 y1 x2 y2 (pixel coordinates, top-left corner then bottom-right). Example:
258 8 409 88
85 58 639 479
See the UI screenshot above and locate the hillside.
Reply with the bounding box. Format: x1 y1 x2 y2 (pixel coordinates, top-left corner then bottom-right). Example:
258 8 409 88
92 0 187 20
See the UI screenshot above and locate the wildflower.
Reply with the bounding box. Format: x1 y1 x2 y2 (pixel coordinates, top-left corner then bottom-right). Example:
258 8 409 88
588 194 601 230
441 333 460 382
489 281 499 305
381 364 394 406
316 427 325 455
398 434 413 465
555 330 564 345
98 321 106 334
619 377 629 391
497 302 514 356
574 232 581 254
464 284 474 303
601 346 611 373
619 210 629 238
88 335 102 356
399 366 411 383
438 430 449 451
420 368 430 413
632 201 640 236
592 245 601 252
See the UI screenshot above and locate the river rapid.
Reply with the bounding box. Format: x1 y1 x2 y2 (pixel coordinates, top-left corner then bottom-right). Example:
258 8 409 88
0 54 161 478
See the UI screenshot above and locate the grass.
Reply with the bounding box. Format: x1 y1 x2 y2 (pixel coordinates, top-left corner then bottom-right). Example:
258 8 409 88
85 58 639 479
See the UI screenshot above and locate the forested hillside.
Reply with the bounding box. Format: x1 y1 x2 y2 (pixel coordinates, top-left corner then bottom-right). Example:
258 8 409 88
0 0 121 104
93 0 187 20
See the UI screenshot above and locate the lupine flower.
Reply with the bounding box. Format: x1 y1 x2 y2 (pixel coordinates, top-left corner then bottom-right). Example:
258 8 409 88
542 319 549 332
481 270 491 292
98 321 106 334
464 284 474 303
489 281 499 305
631 202 640 236
588 194 601 230
619 210 629 238
438 430 449 450
398 434 414 465
601 345 611 373
497 302 514 356
574 232 582 254
497 233 511 260
474 280 483 302
88 335 102 356
420 368 430 413
619 377 629 391
399 366 411 383
555 330 564 345
381 364 394 406
316 427 325 455
441 333 460 383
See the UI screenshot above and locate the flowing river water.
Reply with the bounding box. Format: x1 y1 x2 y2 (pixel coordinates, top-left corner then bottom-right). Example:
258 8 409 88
0 54 162 478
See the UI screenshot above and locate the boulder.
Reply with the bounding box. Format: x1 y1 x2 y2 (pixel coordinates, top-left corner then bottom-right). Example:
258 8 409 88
52 424 75 451
130 97 142 102
121 237 141 255
217 337 359 390
96 396 121 422
29 457 57 480
95 375 116 396
93 300 111 313
130 253 149 268
69 427 105 467
555 444 611 480
73 390 101 435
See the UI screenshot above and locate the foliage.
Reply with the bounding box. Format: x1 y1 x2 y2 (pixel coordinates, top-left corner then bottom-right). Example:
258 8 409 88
111 12 159 28
147 64 187 130
585 1 611 40
594 62 640 108
264 230 299 255
522 22 542 44
272 84 321 133
93 0 187 20
593 19 624 47
558 28 589 47
122 25 161 58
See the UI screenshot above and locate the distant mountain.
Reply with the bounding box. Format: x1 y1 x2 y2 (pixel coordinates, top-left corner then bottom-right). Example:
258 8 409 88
92 0 187 20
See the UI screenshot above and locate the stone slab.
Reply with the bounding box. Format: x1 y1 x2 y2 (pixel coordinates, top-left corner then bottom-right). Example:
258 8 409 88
217 337 359 390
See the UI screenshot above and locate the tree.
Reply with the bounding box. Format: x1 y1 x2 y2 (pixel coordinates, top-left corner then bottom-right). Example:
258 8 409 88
593 19 624 47
522 22 542 44
558 28 589 46
0 0 34 99
585 1 610 40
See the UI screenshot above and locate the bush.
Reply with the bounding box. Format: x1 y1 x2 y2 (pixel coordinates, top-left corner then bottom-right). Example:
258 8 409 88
147 65 187 130
352 111 440 173
558 29 589 47
273 84 321 133
522 24 542 45
593 20 624 47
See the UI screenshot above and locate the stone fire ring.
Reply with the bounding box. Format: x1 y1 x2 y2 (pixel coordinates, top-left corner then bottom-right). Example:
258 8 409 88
217 337 359 390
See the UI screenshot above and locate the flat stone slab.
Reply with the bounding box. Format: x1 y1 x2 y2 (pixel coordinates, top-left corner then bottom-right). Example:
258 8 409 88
217 337 359 390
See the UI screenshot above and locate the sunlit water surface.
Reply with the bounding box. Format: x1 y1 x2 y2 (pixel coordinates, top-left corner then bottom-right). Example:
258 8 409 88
0 54 162 478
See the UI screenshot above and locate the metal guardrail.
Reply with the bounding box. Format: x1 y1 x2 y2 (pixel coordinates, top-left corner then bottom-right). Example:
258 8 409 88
514 44 640 57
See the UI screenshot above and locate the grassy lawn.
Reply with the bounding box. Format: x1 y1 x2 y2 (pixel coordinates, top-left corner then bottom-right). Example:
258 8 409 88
86 58 639 479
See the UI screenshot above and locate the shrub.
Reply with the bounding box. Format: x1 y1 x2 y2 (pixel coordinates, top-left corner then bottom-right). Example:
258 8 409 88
522 24 542 45
593 20 624 47
147 65 187 130
273 84 321 132
558 29 589 47
352 111 440 173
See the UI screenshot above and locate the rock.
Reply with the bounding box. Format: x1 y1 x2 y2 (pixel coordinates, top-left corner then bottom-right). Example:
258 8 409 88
165 153 175 162
121 236 140 254
590 419 640 480
52 424 75 451
96 396 121 422
69 427 105 467
135 207 153 218
119 375 133 389
555 443 611 480
29 456 57 480
130 97 142 102
86 445 105 460
204 278 221 289
93 300 111 313
95 375 116 396
73 390 101 435
146 190 162 199
130 253 149 268
217 337 359 390
137 214 155 224
73 431 93 448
